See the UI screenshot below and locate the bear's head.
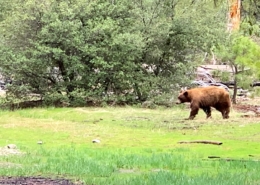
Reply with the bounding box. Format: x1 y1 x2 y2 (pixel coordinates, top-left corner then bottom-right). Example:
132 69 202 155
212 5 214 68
176 89 190 104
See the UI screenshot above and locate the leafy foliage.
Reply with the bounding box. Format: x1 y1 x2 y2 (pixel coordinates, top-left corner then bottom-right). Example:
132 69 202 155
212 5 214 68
217 34 260 103
0 0 236 106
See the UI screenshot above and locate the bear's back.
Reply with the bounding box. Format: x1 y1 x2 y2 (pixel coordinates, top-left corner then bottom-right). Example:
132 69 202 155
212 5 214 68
188 86 230 105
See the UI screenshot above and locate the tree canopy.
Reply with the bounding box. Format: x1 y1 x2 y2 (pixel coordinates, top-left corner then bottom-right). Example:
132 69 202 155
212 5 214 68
0 0 259 107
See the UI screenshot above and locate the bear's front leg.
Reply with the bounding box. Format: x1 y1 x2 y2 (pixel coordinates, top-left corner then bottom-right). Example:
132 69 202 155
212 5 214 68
188 104 199 120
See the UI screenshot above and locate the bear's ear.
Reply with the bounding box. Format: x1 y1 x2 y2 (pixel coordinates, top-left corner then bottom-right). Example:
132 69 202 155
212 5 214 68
180 87 187 93
183 91 188 96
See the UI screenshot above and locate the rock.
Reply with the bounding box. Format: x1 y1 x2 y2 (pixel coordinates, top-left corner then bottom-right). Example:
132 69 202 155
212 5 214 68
6 144 17 149
0 144 22 156
37 141 43 145
92 139 100 143
256 107 260 114
141 101 155 108
241 111 256 118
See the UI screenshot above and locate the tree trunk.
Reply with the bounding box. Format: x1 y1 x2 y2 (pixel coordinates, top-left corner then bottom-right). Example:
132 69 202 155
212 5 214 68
228 0 241 32
232 66 238 104
232 78 237 104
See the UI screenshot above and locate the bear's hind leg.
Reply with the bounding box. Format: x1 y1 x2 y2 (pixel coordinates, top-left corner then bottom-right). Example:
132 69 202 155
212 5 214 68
202 106 212 119
222 107 230 119
215 105 230 119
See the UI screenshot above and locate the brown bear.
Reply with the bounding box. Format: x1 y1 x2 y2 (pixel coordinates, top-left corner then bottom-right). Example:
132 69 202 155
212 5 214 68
176 86 231 120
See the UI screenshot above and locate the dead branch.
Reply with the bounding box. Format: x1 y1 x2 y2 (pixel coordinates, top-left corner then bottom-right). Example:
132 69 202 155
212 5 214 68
205 157 260 162
178 140 223 145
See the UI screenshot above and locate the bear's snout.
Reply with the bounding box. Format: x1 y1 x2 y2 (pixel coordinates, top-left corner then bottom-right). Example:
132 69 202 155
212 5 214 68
176 99 182 104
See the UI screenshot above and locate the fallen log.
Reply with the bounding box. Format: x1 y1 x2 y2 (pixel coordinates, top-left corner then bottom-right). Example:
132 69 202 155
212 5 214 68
208 156 221 159
178 140 223 145
204 158 260 162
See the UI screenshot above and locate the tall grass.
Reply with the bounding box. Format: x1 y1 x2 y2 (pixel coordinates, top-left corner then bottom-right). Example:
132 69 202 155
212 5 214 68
0 146 259 184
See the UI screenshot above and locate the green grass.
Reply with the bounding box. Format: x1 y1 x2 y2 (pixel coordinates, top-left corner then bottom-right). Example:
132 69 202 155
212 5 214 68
0 106 260 184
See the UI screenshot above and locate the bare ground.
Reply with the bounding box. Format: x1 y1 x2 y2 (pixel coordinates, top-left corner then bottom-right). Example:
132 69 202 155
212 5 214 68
0 176 83 185
233 98 260 117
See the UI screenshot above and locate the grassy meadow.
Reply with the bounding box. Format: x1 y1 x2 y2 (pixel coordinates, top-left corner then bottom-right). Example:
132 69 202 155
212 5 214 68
0 105 260 185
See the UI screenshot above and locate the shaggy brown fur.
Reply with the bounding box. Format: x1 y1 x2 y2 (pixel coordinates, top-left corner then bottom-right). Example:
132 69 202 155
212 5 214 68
176 86 231 120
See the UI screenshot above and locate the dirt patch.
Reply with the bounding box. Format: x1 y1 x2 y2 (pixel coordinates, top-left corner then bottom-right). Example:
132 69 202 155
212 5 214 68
233 104 260 117
0 145 83 185
0 176 83 185
0 145 23 156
